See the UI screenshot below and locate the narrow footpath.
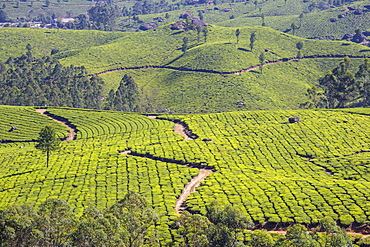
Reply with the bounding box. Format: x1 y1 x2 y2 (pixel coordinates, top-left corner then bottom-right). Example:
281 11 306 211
35 109 77 141
121 115 214 214
90 54 368 77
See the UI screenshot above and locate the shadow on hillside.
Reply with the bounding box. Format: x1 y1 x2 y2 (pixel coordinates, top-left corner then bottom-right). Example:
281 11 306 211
0 169 39 179
172 31 184 35
238 47 250 52
163 53 185 66
249 70 260 74
359 49 370 52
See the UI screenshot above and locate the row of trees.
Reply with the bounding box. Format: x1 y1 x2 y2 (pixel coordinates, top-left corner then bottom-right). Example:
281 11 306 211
1 194 365 246
0 46 141 111
302 57 370 108
0 49 104 109
105 74 140 112
0 191 158 247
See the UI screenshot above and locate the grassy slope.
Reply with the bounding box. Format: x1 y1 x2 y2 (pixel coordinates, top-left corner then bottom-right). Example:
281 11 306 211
58 25 369 112
0 25 369 113
0 28 125 60
214 0 370 39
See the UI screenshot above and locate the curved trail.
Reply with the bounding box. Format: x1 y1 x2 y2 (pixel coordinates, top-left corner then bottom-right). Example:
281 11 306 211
89 54 368 77
36 109 77 141
122 116 214 214
149 116 213 214
175 169 213 214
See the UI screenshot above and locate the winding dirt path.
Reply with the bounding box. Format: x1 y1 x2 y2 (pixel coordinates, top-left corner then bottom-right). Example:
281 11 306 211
35 109 76 141
146 115 214 214
89 54 368 77
175 169 213 214
148 115 195 141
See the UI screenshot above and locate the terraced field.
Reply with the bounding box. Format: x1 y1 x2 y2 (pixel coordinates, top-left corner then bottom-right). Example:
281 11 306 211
155 109 370 227
0 106 369 243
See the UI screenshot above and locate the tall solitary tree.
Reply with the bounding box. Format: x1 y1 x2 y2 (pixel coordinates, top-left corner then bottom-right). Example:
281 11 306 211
259 52 265 73
291 23 297 35
203 27 209 42
296 41 303 58
35 125 61 167
196 25 203 43
0 9 7 22
182 36 189 54
250 32 256 52
235 28 240 44
299 13 304 27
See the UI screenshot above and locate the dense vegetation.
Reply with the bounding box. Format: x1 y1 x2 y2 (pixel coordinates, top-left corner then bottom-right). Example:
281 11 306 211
1 196 363 246
0 106 369 245
0 51 104 108
303 57 370 108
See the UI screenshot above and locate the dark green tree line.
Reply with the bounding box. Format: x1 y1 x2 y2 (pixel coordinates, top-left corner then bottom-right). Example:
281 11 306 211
0 51 104 109
302 57 369 108
0 191 158 247
105 74 140 112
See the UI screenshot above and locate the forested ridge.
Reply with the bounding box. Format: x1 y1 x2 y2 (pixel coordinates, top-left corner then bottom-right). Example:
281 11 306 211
1 195 367 246
0 50 104 108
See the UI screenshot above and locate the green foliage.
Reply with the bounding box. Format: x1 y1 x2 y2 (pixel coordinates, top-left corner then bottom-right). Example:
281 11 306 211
1 25 369 113
250 31 256 52
206 201 254 230
0 106 370 245
249 229 276 247
0 106 67 142
0 193 158 247
304 57 369 108
107 74 140 112
87 4 120 31
0 52 104 108
35 125 61 167
235 28 241 44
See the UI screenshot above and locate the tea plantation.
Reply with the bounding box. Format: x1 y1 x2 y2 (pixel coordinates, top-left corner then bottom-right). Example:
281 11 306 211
0 106 369 243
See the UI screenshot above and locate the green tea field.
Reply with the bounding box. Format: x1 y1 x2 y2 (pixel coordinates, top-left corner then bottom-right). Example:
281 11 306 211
0 106 369 243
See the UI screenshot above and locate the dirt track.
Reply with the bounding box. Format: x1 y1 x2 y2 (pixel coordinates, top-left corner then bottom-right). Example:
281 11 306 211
175 169 213 214
35 109 76 141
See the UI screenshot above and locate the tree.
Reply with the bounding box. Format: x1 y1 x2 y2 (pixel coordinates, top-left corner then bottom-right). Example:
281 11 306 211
36 199 78 246
250 32 256 52
278 224 319 247
296 41 303 58
182 36 189 54
249 230 275 247
0 9 7 22
356 58 370 106
302 57 360 109
198 11 204 21
196 25 203 43
291 23 297 35
178 211 211 247
259 52 265 73
206 201 254 243
299 13 304 27
235 28 240 44
105 191 159 247
111 74 140 112
35 125 61 167
203 27 209 42
319 57 358 108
